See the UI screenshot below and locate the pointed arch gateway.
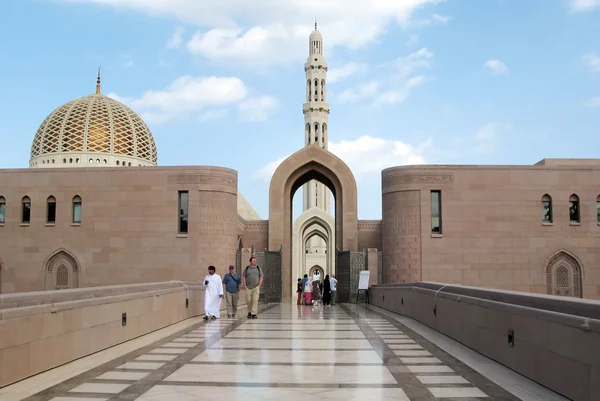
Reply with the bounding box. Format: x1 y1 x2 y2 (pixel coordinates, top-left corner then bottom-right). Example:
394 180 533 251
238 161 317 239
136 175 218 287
269 145 358 299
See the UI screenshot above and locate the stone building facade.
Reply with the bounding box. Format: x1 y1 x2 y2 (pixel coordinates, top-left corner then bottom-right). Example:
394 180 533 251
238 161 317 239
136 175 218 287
0 167 239 293
1 27 599 301
382 161 600 299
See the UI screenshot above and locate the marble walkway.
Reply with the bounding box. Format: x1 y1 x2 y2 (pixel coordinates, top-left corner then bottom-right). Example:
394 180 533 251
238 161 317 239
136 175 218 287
9 303 566 401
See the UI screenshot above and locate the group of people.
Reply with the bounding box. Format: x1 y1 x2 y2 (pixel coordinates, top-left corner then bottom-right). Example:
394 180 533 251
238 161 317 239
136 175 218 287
297 274 338 306
202 256 263 320
203 257 339 319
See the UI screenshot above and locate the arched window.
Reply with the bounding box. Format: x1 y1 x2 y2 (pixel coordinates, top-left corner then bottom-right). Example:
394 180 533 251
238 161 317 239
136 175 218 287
569 194 580 223
0 196 5 224
321 79 326 101
56 264 69 289
21 196 31 224
89 158 93 163
72 195 82 224
69 158 73 163
307 80 311 101
76 158 80 163
546 251 582 298
596 195 600 223
63 158 67 163
314 79 319 99
116 160 120 166
541 194 552 223
46 196 56 224
45 250 79 290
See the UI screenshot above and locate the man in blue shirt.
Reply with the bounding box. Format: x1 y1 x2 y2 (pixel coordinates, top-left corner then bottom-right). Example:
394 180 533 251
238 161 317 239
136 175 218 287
301 274 309 305
222 265 241 318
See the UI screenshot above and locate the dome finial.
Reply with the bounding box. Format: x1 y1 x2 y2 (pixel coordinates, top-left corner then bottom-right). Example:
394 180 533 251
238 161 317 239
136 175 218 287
95 66 101 94
315 18 318 31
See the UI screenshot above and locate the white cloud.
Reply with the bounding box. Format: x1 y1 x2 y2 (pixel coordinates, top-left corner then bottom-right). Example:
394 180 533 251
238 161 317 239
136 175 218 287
568 0 600 12
252 135 432 182
483 59 510 75
64 0 441 65
166 26 185 49
336 48 433 106
432 14 451 24
107 75 275 124
585 97 600 108
582 52 600 71
328 62 364 83
198 109 228 122
239 96 278 121
472 122 510 154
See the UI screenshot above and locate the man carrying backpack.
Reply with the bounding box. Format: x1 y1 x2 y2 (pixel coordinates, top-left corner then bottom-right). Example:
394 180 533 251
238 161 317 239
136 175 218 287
242 256 263 318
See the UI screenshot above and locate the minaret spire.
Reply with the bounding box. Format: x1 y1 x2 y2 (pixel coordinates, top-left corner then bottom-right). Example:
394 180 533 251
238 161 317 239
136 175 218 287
95 67 101 94
302 21 330 212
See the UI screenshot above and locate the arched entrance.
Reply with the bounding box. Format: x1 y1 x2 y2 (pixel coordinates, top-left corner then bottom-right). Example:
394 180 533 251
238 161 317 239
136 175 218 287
293 208 335 284
269 145 358 298
302 227 331 277
309 265 324 281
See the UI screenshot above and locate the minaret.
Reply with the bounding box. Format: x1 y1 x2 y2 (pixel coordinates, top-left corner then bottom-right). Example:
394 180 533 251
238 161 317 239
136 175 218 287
302 22 331 214
95 67 101 94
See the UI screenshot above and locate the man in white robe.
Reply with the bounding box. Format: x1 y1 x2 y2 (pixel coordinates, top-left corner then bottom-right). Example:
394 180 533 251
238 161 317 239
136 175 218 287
203 265 224 320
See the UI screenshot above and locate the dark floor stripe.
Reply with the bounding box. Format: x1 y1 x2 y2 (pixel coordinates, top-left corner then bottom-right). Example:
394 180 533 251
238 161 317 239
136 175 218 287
209 347 376 350
186 361 385 366
156 381 401 388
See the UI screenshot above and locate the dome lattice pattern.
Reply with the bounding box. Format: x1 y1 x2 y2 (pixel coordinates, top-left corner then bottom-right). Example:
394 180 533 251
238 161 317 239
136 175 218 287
30 93 157 167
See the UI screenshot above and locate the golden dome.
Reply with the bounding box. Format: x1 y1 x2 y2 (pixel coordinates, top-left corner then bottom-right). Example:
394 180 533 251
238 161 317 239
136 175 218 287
30 73 157 168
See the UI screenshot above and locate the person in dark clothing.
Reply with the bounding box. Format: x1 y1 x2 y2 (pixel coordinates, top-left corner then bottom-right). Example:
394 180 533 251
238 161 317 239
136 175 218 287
296 278 302 305
323 275 332 306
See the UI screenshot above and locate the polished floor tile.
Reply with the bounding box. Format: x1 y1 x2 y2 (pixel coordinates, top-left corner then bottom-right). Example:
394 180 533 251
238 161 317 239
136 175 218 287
163 364 398 384
96 371 150 380
192 349 384 364
20 303 536 401
211 338 374 349
416 375 469 384
428 387 489 398
225 330 366 339
69 383 130 394
137 385 411 401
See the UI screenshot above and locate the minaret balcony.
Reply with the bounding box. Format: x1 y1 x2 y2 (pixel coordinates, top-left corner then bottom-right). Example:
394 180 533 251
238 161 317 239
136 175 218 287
303 102 330 112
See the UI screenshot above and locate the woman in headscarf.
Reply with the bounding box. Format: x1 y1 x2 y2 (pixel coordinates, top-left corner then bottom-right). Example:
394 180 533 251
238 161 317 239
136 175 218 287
303 277 313 305
322 274 332 306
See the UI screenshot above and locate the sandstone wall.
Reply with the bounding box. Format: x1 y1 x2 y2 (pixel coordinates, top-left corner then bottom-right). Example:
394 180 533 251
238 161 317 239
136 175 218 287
381 165 600 299
0 166 238 293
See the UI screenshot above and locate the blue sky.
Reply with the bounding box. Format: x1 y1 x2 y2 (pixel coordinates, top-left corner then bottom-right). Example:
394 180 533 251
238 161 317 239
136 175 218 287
0 0 599 220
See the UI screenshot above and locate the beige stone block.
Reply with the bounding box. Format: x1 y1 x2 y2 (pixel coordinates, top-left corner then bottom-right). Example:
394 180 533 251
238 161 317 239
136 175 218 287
1 343 30 387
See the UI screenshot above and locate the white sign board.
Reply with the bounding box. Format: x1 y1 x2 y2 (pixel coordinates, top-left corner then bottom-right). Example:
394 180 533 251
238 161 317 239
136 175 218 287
358 270 371 290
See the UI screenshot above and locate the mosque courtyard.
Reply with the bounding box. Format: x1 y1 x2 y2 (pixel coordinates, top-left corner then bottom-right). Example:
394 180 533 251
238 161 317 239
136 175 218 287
0 303 566 401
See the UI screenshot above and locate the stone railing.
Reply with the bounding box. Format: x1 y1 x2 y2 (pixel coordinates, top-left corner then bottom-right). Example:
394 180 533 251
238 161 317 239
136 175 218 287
369 282 600 401
0 281 247 388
